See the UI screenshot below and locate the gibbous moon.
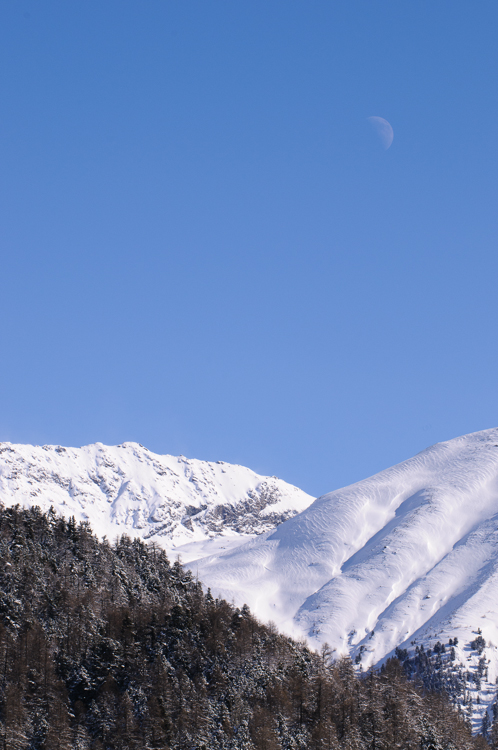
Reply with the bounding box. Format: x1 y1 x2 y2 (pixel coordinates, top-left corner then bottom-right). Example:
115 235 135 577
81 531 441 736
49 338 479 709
367 116 394 149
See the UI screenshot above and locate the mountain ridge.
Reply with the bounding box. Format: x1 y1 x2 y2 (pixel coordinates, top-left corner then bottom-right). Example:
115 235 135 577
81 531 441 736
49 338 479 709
0 440 313 559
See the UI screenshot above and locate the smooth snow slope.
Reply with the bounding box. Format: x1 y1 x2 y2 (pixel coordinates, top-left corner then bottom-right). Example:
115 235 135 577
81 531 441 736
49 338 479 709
0 442 313 558
191 428 498 727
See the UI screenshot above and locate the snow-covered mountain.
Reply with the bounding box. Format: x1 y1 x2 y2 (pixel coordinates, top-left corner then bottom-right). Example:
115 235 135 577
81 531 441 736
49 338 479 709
191 428 498 731
5 430 498 729
0 441 313 558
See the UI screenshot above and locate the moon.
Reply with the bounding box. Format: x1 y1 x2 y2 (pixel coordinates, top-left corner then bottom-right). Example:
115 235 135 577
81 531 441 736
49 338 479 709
367 116 394 149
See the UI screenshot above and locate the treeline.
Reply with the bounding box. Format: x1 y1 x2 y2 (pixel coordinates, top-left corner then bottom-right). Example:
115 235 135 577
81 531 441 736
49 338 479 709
396 638 492 735
0 504 488 750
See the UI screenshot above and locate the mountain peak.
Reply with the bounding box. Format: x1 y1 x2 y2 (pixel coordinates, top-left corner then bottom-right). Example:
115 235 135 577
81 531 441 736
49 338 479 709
191 427 498 731
0 441 314 558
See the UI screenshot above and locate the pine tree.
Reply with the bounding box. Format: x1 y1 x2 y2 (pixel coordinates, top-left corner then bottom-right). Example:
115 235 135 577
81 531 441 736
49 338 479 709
3 684 30 750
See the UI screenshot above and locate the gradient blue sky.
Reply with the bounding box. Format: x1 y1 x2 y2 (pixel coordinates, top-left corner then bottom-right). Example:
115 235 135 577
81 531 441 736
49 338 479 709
1 1 497 497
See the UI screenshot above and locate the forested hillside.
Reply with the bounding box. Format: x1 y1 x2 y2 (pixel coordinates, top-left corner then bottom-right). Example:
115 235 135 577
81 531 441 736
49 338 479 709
0 504 490 750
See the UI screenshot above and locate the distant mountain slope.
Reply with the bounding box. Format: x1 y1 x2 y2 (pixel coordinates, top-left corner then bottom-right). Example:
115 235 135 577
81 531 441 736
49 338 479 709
191 427 498 731
0 442 313 556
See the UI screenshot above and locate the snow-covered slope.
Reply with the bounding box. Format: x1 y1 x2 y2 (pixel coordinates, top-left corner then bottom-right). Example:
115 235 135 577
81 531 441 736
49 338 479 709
0 442 313 558
191 428 498 730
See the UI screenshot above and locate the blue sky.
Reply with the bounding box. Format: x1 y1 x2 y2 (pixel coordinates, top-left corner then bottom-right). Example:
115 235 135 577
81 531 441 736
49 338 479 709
1 1 497 497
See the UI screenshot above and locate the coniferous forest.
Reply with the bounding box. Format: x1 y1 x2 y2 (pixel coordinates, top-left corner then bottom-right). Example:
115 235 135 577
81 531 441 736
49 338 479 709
0 504 490 750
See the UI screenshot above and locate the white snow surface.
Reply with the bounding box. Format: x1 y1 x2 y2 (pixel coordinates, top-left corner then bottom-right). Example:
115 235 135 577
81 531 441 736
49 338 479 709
0 441 313 559
191 428 498 731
